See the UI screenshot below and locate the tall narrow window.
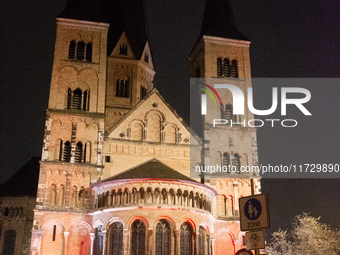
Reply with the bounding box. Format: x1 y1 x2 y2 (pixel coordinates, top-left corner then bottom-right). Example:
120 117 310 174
223 152 230 166
4 230 16 255
5 207 9 216
109 222 123 255
223 58 230 77
233 153 241 172
231 60 238 78
58 140 63 161
84 141 91 163
52 225 56 241
63 141 71 162
86 43 92 62
155 220 171 255
221 104 233 122
116 80 120 96
180 222 193 255
67 89 72 109
124 81 129 97
83 90 89 110
75 142 83 163
198 226 206 255
131 220 146 255
71 88 82 110
140 86 147 99
120 44 127 55
68 41 76 59
76 41 85 60
217 58 222 76
144 53 149 63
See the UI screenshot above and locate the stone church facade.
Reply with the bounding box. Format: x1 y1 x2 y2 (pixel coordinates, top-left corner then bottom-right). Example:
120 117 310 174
2 1 262 255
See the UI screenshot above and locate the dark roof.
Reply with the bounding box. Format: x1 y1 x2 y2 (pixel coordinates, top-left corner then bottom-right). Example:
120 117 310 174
101 159 198 183
199 0 249 41
59 0 149 58
0 157 40 197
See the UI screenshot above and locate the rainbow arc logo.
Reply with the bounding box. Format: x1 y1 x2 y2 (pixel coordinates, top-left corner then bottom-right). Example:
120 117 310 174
197 82 222 115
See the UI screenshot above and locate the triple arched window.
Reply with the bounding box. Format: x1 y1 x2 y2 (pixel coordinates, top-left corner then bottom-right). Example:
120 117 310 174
68 40 92 62
67 88 89 111
58 140 91 163
116 80 129 97
222 152 241 173
217 58 238 78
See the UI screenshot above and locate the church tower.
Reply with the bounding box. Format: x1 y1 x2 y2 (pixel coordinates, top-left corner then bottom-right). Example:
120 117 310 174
104 0 155 131
190 0 260 252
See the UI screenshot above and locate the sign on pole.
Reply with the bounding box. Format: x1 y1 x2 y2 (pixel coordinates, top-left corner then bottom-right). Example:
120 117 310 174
246 230 265 250
239 194 270 231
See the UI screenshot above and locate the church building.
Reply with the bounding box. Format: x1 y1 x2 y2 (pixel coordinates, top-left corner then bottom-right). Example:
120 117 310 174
2 0 261 255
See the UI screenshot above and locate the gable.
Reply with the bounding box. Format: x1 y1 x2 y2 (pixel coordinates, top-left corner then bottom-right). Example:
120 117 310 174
110 32 135 58
106 89 200 146
140 41 154 69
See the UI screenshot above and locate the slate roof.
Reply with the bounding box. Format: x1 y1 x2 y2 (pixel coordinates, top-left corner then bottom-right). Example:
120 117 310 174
0 157 40 197
101 159 198 183
59 0 149 58
199 0 249 41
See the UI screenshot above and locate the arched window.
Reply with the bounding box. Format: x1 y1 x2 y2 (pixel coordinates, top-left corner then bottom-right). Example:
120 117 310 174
72 88 82 110
233 153 241 173
231 60 238 78
130 220 146 255
83 90 90 111
180 222 193 255
68 41 76 59
75 142 83 163
86 43 92 62
221 104 233 122
4 207 9 216
76 41 85 60
116 80 129 97
84 141 91 163
109 222 123 255
217 58 222 76
4 230 16 255
155 220 171 255
63 141 71 162
223 58 230 77
140 86 147 99
67 89 90 111
93 225 103 255
223 152 230 167
198 226 207 255
120 44 127 55
144 53 149 63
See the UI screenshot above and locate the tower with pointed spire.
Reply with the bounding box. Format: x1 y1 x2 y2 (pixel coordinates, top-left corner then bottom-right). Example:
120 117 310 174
26 1 260 255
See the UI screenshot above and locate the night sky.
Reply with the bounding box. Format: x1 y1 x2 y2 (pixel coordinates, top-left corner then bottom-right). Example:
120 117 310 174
1 0 339 237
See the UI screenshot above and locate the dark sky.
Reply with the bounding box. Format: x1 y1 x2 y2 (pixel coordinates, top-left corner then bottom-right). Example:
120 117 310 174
1 0 339 236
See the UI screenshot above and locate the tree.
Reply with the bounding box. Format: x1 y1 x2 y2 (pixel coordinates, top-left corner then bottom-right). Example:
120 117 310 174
266 213 340 255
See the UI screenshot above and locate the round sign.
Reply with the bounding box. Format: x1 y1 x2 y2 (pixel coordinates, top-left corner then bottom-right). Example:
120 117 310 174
244 198 262 220
235 248 253 255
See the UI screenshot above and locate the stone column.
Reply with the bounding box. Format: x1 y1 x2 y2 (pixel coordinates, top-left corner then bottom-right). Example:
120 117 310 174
233 182 239 216
210 238 215 255
90 233 95 255
175 230 181 255
63 232 69 255
123 229 129 255
147 228 153 255
102 231 107 255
